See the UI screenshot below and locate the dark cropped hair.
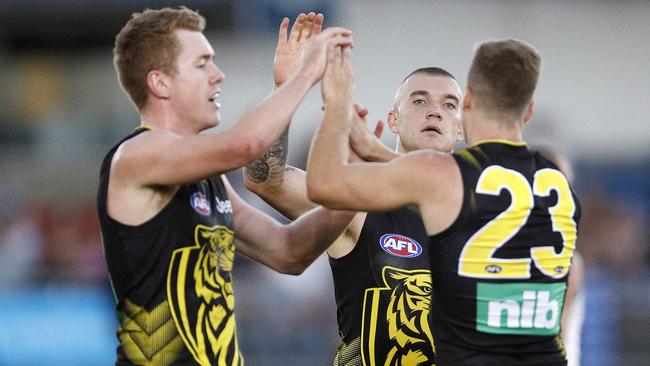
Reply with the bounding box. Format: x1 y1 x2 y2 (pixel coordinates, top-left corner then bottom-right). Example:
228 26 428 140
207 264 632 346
467 39 542 119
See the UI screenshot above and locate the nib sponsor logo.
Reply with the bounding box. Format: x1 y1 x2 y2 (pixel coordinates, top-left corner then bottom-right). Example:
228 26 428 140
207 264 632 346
380 234 422 258
476 282 566 335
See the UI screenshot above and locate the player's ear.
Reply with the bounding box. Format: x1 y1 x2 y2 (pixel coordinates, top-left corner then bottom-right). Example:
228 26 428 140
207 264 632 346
387 110 399 133
462 88 472 111
523 100 535 124
147 69 172 100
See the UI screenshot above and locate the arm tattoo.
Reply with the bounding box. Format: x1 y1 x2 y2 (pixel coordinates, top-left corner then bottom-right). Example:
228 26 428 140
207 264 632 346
245 127 289 185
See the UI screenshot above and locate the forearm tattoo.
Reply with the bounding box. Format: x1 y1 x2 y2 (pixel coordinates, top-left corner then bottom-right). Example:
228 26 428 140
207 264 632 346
245 127 289 185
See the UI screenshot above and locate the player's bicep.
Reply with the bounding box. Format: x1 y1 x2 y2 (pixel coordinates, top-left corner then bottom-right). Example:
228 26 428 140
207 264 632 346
119 130 257 187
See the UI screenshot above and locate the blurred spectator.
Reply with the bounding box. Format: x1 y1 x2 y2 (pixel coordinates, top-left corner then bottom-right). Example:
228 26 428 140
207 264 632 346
577 187 648 275
0 192 106 286
39 201 106 284
0 185 43 287
575 185 648 366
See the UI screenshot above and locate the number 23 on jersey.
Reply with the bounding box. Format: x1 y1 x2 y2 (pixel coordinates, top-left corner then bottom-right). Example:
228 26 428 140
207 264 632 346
458 166 577 279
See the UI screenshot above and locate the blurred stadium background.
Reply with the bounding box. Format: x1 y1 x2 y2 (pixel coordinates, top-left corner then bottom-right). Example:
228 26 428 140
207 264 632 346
0 0 648 365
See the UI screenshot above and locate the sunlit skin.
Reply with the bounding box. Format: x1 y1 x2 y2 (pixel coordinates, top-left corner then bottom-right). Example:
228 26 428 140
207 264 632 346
106 11 358 275
164 29 225 134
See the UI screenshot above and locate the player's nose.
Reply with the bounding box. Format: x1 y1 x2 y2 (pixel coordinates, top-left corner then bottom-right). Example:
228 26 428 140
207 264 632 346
427 106 442 120
210 63 225 84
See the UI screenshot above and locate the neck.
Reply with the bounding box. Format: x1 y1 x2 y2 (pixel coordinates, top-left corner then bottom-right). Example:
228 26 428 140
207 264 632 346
396 141 408 154
465 111 524 147
140 104 199 136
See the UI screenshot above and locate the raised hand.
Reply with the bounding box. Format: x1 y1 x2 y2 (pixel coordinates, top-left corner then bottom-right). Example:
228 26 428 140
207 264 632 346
349 104 388 162
298 26 353 87
352 104 384 139
321 42 354 107
274 12 324 88
347 105 383 163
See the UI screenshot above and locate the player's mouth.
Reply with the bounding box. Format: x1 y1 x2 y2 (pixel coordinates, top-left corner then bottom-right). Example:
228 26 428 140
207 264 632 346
421 124 441 135
208 90 221 108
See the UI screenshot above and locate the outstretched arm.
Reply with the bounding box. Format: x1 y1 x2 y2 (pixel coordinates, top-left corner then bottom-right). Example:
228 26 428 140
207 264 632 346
244 141 315 219
225 177 354 275
114 23 353 188
241 14 364 263
244 12 324 219
243 107 389 220
306 44 416 211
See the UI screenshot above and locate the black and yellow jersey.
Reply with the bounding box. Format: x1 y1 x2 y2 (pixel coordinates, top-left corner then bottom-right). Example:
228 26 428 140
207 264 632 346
428 141 580 365
331 207 434 366
97 127 243 366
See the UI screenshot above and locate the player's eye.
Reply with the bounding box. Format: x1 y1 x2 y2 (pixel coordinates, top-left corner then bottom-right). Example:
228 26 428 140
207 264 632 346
443 102 457 110
413 98 426 105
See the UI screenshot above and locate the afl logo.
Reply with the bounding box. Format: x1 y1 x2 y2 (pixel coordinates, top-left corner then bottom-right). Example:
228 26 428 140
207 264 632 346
380 234 422 258
484 265 502 273
190 192 211 216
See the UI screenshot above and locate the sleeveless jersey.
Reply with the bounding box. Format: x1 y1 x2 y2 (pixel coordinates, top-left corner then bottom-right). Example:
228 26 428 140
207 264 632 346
97 127 243 366
330 207 434 366
428 141 580 365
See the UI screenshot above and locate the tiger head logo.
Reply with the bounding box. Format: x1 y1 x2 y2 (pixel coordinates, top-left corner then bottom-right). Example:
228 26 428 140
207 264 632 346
194 226 236 310
384 267 435 366
168 224 241 365
193 225 238 362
